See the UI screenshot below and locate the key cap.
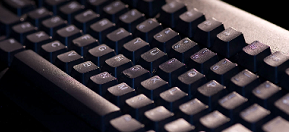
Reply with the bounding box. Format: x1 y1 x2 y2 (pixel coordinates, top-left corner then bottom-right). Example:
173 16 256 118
262 116 289 132
228 69 260 97
178 98 208 125
71 61 100 85
164 118 195 132
74 10 100 34
3 0 35 16
151 28 181 53
175 69 206 98
134 18 163 43
0 38 25 66
223 123 252 132
12 22 37 44
196 80 226 111
158 87 189 112
238 41 271 73
176 8 205 38
169 38 200 63
55 50 84 74
106 28 133 54
211 27 247 58
102 1 128 23
239 104 271 131
44 0 67 15
59 1 84 24
119 9 145 33
137 0 165 18
188 48 219 75
87 72 117 96
26 31 52 53
121 37 150 64
193 18 224 48
207 58 239 85
109 114 145 132
71 34 98 57
0 6 20 37
87 44 116 67
41 16 67 37
138 75 169 100
40 40 67 63
10 50 121 132
218 92 248 123
119 65 150 89
274 93 289 120
199 111 230 132
258 51 289 84
123 94 154 121
102 54 133 77
56 25 82 48
158 0 187 28
27 7 52 28
87 0 112 15
89 18 116 44
105 82 136 107
156 58 186 87
143 106 174 132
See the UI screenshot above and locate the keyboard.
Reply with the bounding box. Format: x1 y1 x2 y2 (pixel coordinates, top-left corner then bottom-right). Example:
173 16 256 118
1 0 289 132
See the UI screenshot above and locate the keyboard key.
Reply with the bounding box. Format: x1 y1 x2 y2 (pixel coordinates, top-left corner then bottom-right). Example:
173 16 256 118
258 51 289 84
41 16 66 37
44 0 67 15
123 94 154 121
90 18 116 44
56 25 82 48
176 8 206 38
87 72 117 96
0 38 25 66
151 28 181 53
134 18 163 43
55 50 84 74
193 18 224 48
274 93 289 120
228 69 260 97
106 28 133 54
121 37 150 64
59 1 84 24
87 44 116 67
138 47 168 74
196 80 226 111
137 0 165 17
143 106 174 132
138 75 169 100
71 61 100 85
262 116 289 132
72 34 99 56
158 87 189 112
102 54 133 77
238 41 271 72
175 69 206 98
164 118 195 132
74 10 100 34
3 0 35 16
27 7 52 28
223 123 251 132
87 0 111 15
12 22 37 44
119 9 145 33
40 40 67 63
218 92 248 123
109 114 145 132
105 82 136 107
239 104 271 131
207 58 239 85
188 48 219 75
212 27 247 58
169 38 200 63
178 98 208 125
119 65 150 89
26 31 52 53
158 0 187 28
199 111 230 132
102 1 128 23
0 6 20 37
252 81 282 109
156 58 186 87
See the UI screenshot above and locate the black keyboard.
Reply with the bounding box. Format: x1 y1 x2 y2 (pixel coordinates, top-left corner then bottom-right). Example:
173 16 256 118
1 0 289 132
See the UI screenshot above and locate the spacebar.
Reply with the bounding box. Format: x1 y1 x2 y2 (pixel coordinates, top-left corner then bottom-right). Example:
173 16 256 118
11 50 121 132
